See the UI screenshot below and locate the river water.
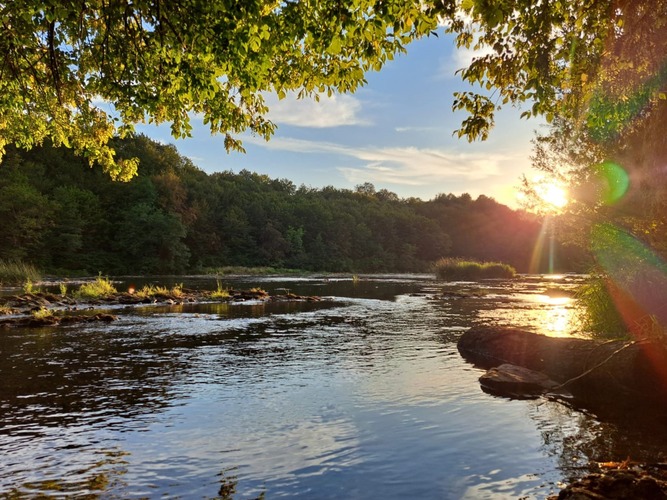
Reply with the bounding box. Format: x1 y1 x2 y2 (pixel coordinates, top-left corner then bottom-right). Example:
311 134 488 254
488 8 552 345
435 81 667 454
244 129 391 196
1 274 665 498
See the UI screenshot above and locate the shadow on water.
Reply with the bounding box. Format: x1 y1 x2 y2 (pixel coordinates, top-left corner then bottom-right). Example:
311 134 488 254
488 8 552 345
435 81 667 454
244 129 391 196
2 274 667 498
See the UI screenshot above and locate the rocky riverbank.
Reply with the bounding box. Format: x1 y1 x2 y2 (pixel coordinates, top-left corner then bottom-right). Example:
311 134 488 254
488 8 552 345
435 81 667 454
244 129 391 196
0 287 322 328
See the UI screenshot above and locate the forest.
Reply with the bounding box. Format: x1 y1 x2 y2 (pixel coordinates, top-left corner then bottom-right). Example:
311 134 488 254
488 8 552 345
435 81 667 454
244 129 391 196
0 135 585 276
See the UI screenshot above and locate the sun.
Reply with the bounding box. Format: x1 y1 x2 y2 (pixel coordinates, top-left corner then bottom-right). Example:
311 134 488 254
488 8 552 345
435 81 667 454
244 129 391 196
539 183 568 208
532 176 569 211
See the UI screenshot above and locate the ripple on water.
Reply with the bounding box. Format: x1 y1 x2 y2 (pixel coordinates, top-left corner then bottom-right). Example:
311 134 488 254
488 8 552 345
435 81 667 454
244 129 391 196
0 275 645 498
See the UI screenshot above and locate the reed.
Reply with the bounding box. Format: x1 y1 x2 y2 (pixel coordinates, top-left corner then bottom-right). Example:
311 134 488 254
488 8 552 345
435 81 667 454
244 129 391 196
0 259 41 285
434 258 516 280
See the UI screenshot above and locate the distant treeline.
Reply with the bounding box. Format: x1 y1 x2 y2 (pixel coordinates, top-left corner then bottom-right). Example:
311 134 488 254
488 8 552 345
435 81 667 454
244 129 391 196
0 135 587 275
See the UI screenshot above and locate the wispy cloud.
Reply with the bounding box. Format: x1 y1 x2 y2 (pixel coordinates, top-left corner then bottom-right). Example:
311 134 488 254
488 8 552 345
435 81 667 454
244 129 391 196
247 136 509 187
439 40 494 79
395 126 440 133
265 92 369 128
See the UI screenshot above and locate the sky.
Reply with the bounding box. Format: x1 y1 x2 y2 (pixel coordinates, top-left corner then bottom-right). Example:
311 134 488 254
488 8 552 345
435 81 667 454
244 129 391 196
136 29 544 209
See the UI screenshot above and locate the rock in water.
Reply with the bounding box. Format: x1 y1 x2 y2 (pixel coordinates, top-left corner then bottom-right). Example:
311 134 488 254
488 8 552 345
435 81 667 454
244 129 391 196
458 326 667 412
479 363 564 399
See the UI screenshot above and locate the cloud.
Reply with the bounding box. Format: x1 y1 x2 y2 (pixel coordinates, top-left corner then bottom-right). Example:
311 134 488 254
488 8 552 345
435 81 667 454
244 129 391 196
247 136 510 187
265 92 369 128
394 126 440 133
439 40 494 79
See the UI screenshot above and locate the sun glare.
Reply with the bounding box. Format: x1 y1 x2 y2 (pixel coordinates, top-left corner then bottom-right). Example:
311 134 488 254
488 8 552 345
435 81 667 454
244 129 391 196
533 176 569 211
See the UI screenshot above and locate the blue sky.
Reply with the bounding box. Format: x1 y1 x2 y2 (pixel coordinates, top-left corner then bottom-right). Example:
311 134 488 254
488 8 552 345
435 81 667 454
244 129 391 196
137 29 544 208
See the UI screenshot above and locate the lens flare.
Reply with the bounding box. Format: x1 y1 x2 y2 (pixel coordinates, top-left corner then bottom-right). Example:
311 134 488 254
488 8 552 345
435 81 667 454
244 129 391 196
590 223 667 382
594 161 630 205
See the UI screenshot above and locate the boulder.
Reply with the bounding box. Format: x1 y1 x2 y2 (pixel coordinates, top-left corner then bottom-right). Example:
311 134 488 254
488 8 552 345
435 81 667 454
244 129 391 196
458 326 667 411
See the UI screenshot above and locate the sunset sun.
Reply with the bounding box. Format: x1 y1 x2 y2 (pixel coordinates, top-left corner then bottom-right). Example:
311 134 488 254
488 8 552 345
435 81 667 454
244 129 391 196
531 176 569 212
539 182 568 209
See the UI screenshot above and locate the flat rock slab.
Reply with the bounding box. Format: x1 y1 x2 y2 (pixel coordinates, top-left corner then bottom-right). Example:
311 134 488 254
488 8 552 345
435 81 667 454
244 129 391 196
479 363 565 399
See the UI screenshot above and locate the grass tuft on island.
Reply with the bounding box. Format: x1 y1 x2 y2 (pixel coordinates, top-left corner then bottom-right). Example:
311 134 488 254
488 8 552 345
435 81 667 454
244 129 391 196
434 258 516 281
0 260 41 286
75 275 118 299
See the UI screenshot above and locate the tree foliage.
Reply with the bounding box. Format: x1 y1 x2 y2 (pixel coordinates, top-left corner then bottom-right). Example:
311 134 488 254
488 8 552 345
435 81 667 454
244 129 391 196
451 1 667 260
447 0 656 140
1 0 448 179
0 136 579 275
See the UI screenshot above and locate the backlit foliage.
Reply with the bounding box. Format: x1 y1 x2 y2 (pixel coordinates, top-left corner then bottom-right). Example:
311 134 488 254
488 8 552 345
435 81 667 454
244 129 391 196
1 1 447 178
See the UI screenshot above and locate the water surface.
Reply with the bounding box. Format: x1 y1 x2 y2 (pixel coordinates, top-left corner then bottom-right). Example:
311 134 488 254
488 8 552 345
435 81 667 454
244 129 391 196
2 274 664 498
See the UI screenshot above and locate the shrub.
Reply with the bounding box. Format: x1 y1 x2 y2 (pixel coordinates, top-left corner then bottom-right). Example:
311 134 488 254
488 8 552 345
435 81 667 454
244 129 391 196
76 275 117 299
434 258 516 280
575 273 638 340
0 260 41 286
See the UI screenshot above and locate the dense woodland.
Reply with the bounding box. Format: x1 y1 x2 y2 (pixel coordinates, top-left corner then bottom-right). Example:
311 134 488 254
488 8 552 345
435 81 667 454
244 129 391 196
0 135 586 276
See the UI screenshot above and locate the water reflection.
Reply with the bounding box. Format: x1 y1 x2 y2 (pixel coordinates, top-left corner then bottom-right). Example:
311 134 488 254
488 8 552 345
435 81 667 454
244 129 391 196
433 274 584 337
1 274 660 498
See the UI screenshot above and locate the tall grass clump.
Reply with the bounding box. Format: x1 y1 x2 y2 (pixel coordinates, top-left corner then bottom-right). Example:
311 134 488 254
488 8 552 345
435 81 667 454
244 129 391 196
434 258 516 280
75 275 117 299
134 283 184 299
210 279 230 299
0 259 41 285
135 284 169 299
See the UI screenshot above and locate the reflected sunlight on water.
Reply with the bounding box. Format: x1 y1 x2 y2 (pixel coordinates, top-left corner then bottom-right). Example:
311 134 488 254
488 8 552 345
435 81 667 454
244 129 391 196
469 274 585 338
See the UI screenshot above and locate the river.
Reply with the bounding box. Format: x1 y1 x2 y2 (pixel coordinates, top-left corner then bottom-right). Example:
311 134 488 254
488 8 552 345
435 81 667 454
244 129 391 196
1 274 665 498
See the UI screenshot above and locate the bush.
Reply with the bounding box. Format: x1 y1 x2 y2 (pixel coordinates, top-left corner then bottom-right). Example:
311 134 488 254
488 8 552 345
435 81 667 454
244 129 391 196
75 275 117 299
434 257 516 280
573 273 659 340
0 260 41 285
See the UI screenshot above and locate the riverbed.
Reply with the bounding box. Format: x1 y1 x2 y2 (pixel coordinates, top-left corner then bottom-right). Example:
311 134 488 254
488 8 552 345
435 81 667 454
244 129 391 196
1 274 665 498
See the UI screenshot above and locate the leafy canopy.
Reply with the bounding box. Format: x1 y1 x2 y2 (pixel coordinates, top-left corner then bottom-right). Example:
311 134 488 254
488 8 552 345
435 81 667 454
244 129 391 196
446 0 667 148
1 0 448 180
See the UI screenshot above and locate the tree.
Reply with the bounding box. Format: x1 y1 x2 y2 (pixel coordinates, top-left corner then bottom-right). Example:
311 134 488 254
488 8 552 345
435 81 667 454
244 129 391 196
447 0 611 140
1 1 446 179
449 0 667 182
450 1 667 249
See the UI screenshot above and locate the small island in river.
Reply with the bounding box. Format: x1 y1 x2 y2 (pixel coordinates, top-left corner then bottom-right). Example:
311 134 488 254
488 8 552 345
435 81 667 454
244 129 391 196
0 277 322 329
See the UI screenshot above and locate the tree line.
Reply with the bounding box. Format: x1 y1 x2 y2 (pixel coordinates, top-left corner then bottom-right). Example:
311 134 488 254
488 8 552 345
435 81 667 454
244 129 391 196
0 135 585 276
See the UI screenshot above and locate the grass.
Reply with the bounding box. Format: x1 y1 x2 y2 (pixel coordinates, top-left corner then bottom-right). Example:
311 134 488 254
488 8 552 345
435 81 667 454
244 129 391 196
31 307 54 320
210 279 231 300
0 260 41 286
75 275 117 299
434 258 516 281
134 283 184 299
134 284 170 299
23 279 38 294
